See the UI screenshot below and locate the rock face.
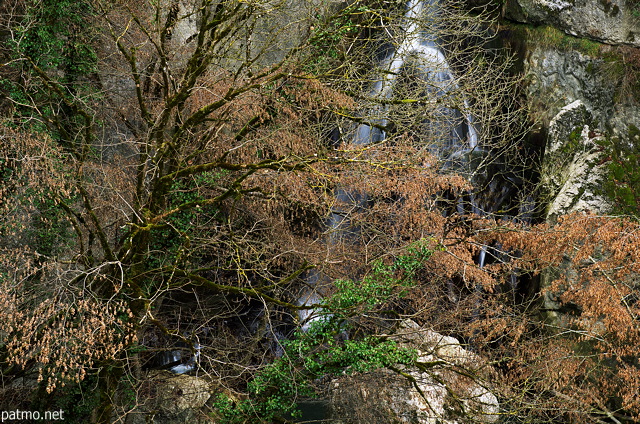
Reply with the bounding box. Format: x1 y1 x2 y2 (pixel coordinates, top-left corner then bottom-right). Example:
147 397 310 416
510 9 640 325
505 0 640 47
537 101 611 321
522 39 640 137
126 371 212 424
540 100 610 221
329 320 498 424
524 46 617 128
519 33 640 218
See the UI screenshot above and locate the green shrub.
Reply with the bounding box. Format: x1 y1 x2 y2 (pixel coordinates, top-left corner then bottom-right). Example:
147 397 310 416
212 240 434 423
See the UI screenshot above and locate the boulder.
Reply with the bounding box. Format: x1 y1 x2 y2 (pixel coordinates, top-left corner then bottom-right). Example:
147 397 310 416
539 100 610 222
125 371 212 424
329 320 498 424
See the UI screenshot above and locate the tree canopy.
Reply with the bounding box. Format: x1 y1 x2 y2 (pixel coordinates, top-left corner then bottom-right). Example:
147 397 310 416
1 0 639 423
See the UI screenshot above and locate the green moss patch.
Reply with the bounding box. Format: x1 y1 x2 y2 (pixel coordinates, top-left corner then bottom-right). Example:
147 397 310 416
506 24 602 56
504 24 640 101
600 125 640 216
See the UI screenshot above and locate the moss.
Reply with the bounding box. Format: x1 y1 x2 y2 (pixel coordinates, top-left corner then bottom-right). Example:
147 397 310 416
566 128 582 149
505 24 603 57
551 127 585 159
504 23 640 101
600 127 640 216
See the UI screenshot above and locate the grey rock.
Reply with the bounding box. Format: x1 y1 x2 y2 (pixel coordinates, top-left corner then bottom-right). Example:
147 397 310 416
540 100 610 221
523 41 640 218
329 320 498 424
505 0 640 47
524 47 617 127
125 371 212 424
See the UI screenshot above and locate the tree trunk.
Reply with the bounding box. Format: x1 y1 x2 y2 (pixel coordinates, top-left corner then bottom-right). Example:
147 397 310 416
94 361 124 424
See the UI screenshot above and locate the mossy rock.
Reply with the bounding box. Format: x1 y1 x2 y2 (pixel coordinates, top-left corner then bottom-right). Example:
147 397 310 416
540 101 611 221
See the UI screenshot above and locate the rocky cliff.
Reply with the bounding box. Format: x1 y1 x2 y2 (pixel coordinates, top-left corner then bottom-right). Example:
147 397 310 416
501 0 640 324
505 0 640 47
502 6 640 217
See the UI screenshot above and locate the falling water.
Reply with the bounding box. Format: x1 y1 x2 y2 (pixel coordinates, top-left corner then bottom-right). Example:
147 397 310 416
297 0 482 330
169 343 201 374
354 0 477 154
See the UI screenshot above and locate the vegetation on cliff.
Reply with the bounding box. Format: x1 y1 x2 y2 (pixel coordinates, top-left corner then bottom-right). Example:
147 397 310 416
1 0 640 423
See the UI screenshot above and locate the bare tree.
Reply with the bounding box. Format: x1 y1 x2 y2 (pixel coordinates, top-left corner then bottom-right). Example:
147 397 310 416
0 0 559 422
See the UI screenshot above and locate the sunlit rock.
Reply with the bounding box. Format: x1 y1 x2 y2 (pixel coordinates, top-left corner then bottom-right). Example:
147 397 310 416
126 371 211 424
505 0 640 47
329 320 498 424
540 100 610 222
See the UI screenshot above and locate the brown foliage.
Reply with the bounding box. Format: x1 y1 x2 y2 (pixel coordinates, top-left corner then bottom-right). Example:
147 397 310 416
9 0 639 423
466 213 640 421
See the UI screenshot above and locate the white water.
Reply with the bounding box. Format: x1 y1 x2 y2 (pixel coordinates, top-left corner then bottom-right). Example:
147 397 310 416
297 0 481 330
354 0 477 153
169 343 201 374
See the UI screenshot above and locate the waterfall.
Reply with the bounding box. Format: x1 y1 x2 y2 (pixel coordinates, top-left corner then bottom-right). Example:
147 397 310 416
354 0 478 155
152 342 201 374
169 343 201 374
297 0 482 330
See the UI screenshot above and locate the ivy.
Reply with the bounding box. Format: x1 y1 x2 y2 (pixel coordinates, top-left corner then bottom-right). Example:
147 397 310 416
47 376 101 424
2 0 98 142
146 171 229 285
16 0 97 74
304 4 373 74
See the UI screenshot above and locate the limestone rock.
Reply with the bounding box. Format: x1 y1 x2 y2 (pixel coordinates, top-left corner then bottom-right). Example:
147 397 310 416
126 371 212 424
540 100 610 221
524 47 616 127
329 320 498 424
505 0 640 47
521 38 640 220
